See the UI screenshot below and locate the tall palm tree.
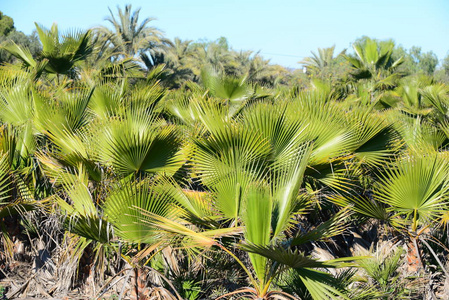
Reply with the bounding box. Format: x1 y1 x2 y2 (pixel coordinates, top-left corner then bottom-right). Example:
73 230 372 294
300 46 346 78
98 5 170 60
154 38 197 86
190 38 234 76
164 38 194 67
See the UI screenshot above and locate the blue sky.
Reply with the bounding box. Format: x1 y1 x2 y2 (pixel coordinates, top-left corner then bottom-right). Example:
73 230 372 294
2 0 449 68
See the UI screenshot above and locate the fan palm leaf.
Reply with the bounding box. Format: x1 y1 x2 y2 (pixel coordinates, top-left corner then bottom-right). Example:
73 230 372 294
375 154 449 230
95 110 184 177
103 179 177 243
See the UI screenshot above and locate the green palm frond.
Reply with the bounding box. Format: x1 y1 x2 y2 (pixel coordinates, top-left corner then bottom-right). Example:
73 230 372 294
164 90 209 127
358 247 404 290
34 23 93 75
103 180 177 243
272 143 312 237
345 37 403 82
242 245 353 299
375 154 449 229
298 269 348 300
130 206 242 249
56 87 94 131
240 244 326 269
56 168 112 243
0 153 36 219
242 102 307 168
300 46 338 72
421 84 449 121
201 68 256 117
0 154 11 204
95 110 184 176
290 208 352 246
330 194 391 223
279 267 348 300
98 4 167 58
63 214 113 244
192 121 270 218
128 80 166 113
89 82 125 119
0 79 33 126
392 115 445 152
57 168 96 216
152 178 214 219
345 108 396 167
0 40 37 68
241 184 272 283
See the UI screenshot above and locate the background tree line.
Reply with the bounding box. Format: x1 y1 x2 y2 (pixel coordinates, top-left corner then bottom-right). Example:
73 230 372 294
1 6 448 88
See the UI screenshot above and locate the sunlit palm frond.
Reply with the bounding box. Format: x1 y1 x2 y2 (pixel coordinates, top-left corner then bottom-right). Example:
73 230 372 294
95 111 184 176
375 154 449 229
103 180 177 243
290 208 352 246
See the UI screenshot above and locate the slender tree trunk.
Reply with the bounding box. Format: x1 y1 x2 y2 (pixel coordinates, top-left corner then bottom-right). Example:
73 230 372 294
133 267 140 300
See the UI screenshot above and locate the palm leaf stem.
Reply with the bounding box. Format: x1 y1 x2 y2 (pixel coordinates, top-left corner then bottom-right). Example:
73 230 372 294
420 237 449 278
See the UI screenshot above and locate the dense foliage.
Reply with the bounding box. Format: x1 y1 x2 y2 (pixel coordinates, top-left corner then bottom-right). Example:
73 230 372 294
1 5 449 300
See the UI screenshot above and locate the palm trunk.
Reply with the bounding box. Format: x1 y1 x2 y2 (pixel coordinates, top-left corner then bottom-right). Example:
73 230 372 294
131 267 148 300
407 237 423 273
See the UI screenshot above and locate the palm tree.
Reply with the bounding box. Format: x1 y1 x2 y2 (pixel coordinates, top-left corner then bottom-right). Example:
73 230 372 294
233 50 288 86
30 77 192 298
335 154 449 276
133 150 352 299
154 37 197 86
301 46 337 70
376 155 449 272
98 5 170 61
300 46 346 80
190 37 234 76
1 23 93 81
345 37 404 81
133 99 371 299
164 38 194 67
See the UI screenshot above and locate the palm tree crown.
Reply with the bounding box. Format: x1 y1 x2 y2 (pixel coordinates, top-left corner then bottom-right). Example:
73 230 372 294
98 4 168 58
